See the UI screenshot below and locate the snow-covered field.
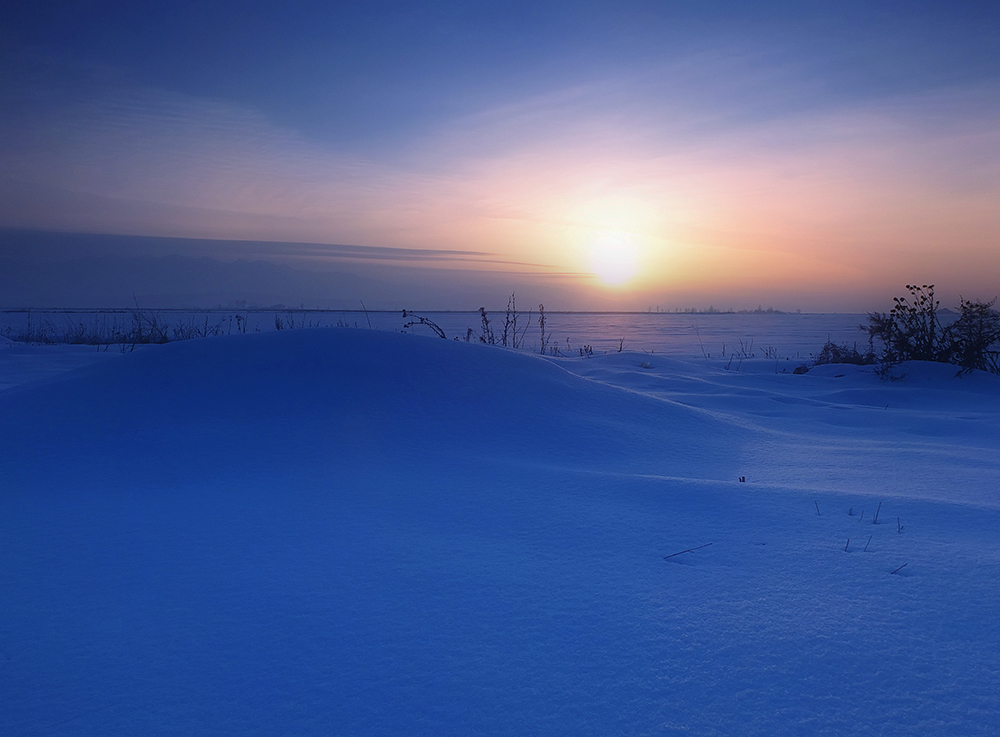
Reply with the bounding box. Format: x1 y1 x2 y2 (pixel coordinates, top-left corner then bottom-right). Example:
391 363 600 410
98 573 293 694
1 309 868 359
2 327 998 736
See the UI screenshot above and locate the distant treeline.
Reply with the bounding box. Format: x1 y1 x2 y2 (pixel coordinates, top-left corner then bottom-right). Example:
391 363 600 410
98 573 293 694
650 306 797 315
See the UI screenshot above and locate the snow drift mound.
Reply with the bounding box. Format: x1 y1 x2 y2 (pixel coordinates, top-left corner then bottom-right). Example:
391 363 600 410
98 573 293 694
3 328 999 737
1 328 747 489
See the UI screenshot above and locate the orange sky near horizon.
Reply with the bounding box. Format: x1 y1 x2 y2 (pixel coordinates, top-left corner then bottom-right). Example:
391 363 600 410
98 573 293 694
3 4 999 312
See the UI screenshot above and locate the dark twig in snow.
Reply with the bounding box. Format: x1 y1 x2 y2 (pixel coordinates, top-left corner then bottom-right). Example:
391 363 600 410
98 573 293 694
538 304 549 354
402 310 446 339
815 501 821 516
890 562 908 575
845 539 850 551
864 535 872 552
694 325 708 359
873 501 882 525
663 543 713 560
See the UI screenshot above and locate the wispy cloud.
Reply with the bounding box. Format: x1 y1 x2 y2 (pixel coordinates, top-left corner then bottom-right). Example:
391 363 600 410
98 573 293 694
2 39 999 308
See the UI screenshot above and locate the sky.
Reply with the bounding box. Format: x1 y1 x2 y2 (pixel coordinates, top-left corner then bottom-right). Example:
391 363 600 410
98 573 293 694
2 1 999 311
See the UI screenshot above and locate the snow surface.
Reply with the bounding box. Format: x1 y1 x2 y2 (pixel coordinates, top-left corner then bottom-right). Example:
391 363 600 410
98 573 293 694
2 328 998 736
0 341 121 392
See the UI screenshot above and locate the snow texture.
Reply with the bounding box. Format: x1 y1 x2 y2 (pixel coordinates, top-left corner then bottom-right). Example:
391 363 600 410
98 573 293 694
2 328 999 736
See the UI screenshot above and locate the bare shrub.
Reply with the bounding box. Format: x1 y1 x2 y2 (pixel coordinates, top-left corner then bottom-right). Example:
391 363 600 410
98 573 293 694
812 341 873 367
943 298 1000 373
860 285 1000 378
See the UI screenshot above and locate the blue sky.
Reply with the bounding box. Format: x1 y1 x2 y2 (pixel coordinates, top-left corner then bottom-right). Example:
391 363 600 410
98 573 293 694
10 2 997 145
3 1 999 309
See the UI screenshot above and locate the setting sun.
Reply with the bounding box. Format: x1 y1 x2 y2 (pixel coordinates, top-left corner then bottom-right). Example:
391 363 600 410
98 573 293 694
588 234 640 286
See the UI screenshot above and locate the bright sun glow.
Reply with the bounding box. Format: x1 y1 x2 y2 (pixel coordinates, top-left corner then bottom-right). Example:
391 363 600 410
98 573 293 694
588 234 640 286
